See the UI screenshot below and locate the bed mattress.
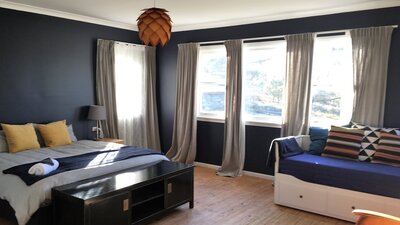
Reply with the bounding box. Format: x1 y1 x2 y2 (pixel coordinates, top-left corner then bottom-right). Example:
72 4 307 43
0 140 168 225
279 153 400 199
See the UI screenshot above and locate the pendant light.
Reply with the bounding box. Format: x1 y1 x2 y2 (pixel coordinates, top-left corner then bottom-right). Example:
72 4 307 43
137 0 172 47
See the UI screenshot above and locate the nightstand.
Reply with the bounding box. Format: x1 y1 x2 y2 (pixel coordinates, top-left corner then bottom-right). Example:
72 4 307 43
96 138 124 144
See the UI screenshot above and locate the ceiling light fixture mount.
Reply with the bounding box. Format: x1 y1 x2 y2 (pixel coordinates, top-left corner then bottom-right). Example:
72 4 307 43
137 0 172 47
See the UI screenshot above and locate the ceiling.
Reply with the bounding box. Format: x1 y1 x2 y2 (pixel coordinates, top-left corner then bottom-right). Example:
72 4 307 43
1 0 399 31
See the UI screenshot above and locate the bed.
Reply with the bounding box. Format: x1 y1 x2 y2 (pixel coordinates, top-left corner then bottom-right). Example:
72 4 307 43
0 140 169 225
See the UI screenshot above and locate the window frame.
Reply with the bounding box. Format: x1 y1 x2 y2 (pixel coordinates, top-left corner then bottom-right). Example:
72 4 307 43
242 40 287 127
196 44 227 121
195 31 354 129
309 32 354 128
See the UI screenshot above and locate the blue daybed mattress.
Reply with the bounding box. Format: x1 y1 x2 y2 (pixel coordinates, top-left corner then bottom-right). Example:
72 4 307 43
279 153 400 199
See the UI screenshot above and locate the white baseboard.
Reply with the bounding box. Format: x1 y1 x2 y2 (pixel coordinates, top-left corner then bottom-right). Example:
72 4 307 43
194 161 274 181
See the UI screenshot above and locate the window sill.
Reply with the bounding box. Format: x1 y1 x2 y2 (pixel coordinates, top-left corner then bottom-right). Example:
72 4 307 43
197 116 225 124
196 117 282 128
245 120 282 128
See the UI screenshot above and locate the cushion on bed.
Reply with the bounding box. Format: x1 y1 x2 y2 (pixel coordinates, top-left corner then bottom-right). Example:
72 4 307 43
68 124 78 142
351 122 399 162
1 123 40 153
34 123 77 146
372 132 400 167
322 126 364 160
32 123 46 146
0 131 8 152
278 138 304 158
308 127 328 155
37 120 72 147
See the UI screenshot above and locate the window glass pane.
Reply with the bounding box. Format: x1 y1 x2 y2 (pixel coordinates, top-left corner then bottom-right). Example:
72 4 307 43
310 35 353 128
114 44 145 119
197 45 227 118
243 41 286 124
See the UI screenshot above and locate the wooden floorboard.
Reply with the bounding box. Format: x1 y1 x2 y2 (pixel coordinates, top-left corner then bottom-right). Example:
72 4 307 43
146 166 352 225
0 166 352 225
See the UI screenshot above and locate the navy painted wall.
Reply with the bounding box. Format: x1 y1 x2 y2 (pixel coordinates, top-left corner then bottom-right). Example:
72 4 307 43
157 7 400 175
0 8 139 139
1 6 399 175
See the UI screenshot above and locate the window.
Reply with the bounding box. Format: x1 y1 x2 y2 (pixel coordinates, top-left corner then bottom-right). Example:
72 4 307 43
196 33 353 128
243 41 286 125
114 44 145 119
310 34 353 127
114 43 147 146
197 45 227 119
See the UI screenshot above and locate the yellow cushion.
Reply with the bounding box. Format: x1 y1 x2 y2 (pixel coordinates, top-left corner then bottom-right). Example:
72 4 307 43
37 120 72 147
1 123 40 153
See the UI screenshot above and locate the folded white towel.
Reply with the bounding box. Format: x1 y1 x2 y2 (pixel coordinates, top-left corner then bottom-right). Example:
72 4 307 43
28 158 59 176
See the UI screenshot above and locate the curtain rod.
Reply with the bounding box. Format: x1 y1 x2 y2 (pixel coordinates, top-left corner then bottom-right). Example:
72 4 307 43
198 24 398 46
115 41 142 47
97 39 145 47
199 34 285 46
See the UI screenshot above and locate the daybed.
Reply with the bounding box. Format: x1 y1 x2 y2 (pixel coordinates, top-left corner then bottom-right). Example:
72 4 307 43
273 135 400 222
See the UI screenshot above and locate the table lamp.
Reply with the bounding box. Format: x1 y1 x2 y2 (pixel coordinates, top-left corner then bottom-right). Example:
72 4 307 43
88 105 106 139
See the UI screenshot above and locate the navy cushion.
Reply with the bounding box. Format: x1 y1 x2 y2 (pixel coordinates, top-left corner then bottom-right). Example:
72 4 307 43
278 138 304 158
309 127 328 155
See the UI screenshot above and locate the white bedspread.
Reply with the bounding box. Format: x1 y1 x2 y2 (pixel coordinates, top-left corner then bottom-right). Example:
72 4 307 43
0 140 168 225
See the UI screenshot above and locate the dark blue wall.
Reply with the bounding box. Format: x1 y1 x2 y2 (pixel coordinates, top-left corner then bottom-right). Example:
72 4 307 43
1 6 399 175
157 7 400 175
0 8 139 139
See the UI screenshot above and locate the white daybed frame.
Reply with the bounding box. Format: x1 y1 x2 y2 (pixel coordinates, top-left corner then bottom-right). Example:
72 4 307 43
273 135 400 222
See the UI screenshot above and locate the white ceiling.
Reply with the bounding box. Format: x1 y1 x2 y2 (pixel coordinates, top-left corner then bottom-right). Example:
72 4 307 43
1 0 399 31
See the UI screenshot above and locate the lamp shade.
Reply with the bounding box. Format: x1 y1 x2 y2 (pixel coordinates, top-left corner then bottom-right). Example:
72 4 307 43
88 105 106 120
137 7 172 47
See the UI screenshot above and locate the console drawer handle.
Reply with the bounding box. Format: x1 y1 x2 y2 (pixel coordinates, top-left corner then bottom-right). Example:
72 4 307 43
123 199 129 212
299 195 303 199
168 183 172 194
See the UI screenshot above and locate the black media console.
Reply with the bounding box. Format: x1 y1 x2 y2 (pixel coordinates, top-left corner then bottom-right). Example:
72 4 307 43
52 160 194 225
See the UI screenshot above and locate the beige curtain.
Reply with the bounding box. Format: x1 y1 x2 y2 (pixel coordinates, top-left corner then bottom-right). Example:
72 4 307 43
114 43 161 150
144 46 161 150
96 39 119 138
217 40 245 177
114 43 146 146
350 26 394 127
166 43 199 164
281 33 314 137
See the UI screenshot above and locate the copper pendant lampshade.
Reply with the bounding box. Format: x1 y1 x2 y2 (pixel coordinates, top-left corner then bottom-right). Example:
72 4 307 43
137 7 172 47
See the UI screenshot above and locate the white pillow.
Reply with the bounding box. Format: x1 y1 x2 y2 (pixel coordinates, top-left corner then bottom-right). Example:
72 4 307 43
0 131 8 152
67 124 78 142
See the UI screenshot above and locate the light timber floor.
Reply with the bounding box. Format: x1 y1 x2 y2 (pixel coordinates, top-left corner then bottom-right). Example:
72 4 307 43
147 166 351 225
0 167 352 225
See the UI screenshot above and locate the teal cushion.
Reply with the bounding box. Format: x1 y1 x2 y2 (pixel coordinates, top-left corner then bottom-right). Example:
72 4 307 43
309 127 328 155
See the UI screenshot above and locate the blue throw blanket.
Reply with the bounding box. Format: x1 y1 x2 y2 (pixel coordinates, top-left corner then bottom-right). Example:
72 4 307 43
266 137 304 168
3 146 164 185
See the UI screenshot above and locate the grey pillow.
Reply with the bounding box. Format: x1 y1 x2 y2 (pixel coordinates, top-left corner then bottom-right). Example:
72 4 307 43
0 131 8 152
68 124 78 142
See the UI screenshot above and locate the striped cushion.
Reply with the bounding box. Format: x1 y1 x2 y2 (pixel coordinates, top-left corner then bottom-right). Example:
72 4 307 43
322 126 364 160
351 122 398 162
372 132 400 167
